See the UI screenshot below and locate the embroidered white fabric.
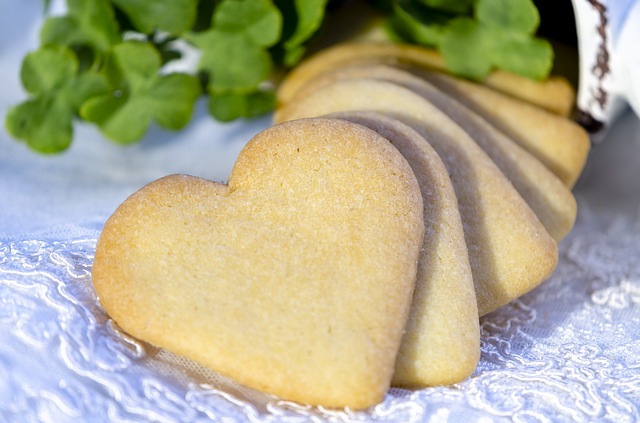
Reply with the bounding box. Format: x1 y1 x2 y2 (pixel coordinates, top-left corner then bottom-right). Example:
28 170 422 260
1 187 639 422
2 2 640 421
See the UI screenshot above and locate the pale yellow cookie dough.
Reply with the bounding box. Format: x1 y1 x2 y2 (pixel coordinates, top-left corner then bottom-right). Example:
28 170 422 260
289 64 577 241
92 118 425 410
277 42 575 116
276 79 558 316
422 72 590 187
327 111 479 387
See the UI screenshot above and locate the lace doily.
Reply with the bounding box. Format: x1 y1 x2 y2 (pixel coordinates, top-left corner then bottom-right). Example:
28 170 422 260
1 189 639 422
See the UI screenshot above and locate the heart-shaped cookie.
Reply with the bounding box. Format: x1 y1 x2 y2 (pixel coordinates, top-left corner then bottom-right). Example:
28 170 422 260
276 42 575 116
92 118 425 409
293 64 577 241
327 111 480 387
275 79 558 316
422 72 589 188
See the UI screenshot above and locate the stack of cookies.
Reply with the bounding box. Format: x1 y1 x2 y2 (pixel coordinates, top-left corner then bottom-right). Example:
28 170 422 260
92 42 590 411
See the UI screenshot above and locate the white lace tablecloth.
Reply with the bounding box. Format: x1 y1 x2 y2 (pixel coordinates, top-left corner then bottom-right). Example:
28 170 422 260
2 3 640 422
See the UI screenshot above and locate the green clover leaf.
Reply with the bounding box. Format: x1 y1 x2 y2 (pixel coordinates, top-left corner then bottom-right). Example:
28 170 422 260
388 0 451 47
213 0 282 44
194 30 274 93
475 0 540 34
418 0 472 14
40 0 120 53
186 0 281 121
281 0 328 66
109 0 198 35
209 90 276 122
439 17 493 79
489 29 553 79
80 41 201 144
188 0 282 94
389 0 553 80
439 16 553 80
5 45 108 153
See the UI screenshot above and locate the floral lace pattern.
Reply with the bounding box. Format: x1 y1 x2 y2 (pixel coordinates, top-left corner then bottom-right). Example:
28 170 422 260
1 193 640 422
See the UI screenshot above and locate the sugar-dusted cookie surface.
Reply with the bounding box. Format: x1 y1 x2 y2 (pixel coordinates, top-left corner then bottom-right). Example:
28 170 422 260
276 79 558 316
92 118 424 410
328 111 479 387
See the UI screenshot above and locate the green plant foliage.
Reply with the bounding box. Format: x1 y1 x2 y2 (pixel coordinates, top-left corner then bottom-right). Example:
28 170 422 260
6 0 554 153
